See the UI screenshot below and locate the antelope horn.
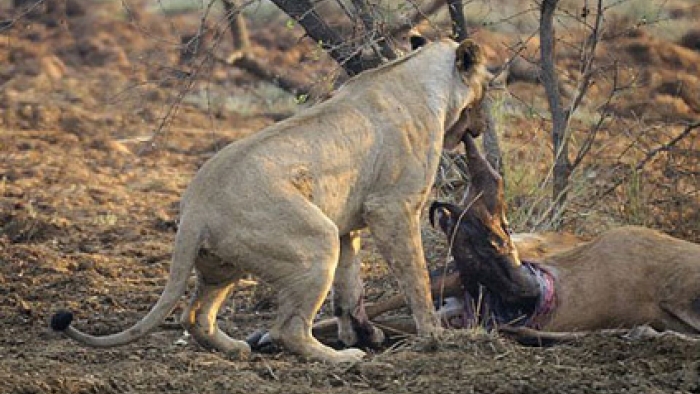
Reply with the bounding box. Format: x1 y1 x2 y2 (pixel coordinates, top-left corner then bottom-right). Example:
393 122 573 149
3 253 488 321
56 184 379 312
462 134 502 204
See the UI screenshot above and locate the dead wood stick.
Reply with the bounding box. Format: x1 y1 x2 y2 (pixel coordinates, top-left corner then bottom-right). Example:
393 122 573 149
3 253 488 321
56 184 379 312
218 52 309 96
312 315 417 344
498 325 700 346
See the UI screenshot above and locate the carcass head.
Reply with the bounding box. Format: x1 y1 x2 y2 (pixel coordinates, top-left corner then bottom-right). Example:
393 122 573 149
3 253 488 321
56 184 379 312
429 134 539 303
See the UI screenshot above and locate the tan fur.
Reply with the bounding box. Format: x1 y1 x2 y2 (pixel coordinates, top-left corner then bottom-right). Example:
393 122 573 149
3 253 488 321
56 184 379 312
544 226 700 333
53 39 491 363
511 232 588 261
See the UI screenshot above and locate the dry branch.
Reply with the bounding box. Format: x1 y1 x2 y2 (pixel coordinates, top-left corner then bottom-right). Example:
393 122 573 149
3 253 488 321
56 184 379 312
220 0 250 52
222 53 309 96
219 0 308 96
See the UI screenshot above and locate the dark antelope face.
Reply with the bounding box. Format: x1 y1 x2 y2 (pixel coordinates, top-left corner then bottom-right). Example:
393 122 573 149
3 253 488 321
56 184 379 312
428 134 539 303
429 200 520 277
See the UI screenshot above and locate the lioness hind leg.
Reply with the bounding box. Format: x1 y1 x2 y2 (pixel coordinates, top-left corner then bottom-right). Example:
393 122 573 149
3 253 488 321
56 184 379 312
181 278 251 356
333 231 384 348
266 223 365 363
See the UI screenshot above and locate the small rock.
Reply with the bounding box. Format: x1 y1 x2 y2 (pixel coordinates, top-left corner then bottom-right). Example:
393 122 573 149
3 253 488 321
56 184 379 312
14 295 32 315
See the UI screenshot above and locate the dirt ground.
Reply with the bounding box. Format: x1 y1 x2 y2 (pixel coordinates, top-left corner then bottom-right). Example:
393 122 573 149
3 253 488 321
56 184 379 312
1 3 699 394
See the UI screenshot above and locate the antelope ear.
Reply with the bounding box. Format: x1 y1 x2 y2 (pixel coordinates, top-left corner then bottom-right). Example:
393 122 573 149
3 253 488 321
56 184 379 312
429 205 448 228
455 39 485 73
410 34 428 50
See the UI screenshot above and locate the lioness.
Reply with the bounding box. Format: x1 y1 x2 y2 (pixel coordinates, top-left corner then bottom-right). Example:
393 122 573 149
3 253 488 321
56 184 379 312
50 38 491 363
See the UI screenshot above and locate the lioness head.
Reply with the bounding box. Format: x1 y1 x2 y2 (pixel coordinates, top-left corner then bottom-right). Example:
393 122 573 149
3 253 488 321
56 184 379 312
402 34 490 151
409 34 490 151
443 39 489 150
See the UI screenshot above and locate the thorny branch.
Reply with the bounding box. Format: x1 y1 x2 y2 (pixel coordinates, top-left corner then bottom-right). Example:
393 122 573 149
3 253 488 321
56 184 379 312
350 0 397 61
598 121 700 200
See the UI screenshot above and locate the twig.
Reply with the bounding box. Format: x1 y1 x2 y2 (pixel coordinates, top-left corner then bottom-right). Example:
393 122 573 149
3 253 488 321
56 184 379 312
565 0 604 123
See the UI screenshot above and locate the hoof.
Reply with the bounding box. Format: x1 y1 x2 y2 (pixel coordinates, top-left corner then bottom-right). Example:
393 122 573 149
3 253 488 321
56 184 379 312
246 329 280 354
351 325 385 350
340 322 386 350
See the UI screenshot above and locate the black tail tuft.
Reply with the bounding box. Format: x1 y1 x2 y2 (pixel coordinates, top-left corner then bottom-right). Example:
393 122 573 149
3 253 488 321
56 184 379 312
50 310 74 331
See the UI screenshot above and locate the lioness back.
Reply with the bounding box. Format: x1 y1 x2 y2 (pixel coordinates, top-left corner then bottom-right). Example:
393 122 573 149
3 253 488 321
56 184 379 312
185 39 473 234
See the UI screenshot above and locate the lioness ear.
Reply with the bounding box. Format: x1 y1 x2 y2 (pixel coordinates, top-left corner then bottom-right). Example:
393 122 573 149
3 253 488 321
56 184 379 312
410 34 428 50
456 39 485 73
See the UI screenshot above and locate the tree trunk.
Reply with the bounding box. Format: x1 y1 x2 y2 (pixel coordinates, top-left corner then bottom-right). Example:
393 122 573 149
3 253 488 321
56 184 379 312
446 0 468 41
269 0 369 76
540 0 571 227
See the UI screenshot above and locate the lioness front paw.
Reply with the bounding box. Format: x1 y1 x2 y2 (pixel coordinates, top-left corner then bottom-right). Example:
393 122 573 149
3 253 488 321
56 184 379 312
335 348 366 363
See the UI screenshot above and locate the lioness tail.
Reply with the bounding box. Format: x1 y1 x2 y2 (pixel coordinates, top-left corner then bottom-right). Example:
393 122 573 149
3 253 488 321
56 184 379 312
50 215 203 347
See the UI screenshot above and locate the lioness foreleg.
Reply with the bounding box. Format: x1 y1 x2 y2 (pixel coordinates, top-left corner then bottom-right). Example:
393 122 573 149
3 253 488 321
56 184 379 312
332 231 385 348
180 276 251 356
364 197 441 337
